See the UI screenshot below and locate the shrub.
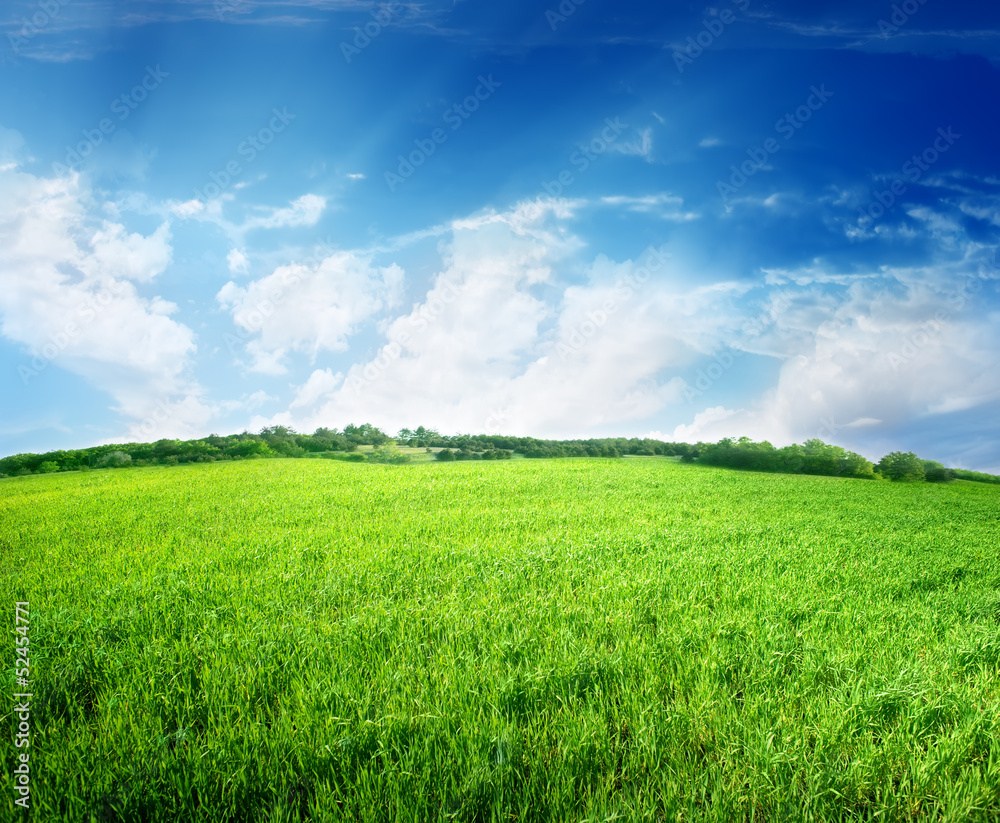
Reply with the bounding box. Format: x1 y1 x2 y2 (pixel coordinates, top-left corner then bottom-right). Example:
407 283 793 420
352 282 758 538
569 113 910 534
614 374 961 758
367 445 412 464
876 452 925 482
97 451 132 469
924 462 956 483
435 449 456 462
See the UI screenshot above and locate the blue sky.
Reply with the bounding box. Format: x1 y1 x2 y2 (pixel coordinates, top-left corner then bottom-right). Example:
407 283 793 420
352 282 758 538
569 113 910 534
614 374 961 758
1 0 999 471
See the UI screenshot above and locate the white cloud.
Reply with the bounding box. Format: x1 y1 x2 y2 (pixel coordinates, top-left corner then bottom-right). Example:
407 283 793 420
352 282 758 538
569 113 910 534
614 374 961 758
172 192 327 241
291 368 342 408
599 193 699 221
171 199 204 217
227 247 250 274
216 250 405 375
0 164 211 439
699 137 722 148
240 193 326 232
256 199 730 438
612 127 654 161
86 221 172 283
672 406 741 442
673 266 1000 450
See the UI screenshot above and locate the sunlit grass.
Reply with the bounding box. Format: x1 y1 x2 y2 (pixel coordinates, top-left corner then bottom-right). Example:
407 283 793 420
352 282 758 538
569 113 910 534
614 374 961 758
2 458 999 821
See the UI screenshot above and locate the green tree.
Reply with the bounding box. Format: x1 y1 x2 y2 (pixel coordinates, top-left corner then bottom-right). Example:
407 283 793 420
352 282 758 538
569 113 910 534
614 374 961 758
98 451 132 469
923 461 955 483
876 451 926 482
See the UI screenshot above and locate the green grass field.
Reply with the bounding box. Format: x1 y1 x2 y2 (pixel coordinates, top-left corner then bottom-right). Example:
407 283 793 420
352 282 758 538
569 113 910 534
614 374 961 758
3 458 999 821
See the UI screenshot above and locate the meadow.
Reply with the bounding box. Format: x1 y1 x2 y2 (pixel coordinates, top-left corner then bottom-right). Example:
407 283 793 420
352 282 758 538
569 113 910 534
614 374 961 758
2 457 999 821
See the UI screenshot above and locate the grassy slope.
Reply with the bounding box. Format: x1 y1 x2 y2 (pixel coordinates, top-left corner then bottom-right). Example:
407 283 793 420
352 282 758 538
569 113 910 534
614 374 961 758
2 458 999 821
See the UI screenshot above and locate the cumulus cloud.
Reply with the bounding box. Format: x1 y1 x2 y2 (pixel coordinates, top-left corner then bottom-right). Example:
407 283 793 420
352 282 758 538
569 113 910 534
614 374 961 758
256 198 729 437
0 164 211 439
291 368 343 408
87 221 172 283
216 250 405 375
673 265 1000 452
242 194 997 461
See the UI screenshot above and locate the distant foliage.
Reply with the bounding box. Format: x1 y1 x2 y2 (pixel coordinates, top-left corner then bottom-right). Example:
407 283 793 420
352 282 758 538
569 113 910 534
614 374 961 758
0 423 393 477
2 425 998 487
876 452 926 482
923 461 956 483
696 437 875 479
952 468 1000 485
97 451 132 468
367 445 412 464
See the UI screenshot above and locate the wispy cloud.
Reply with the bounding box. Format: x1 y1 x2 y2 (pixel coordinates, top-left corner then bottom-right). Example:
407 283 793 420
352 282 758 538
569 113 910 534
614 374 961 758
612 127 653 162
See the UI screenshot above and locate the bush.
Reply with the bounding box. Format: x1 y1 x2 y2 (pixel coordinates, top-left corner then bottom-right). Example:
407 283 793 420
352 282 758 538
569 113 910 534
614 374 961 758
367 445 412 464
924 462 956 483
37 461 60 473
97 451 132 469
876 451 926 482
435 449 456 462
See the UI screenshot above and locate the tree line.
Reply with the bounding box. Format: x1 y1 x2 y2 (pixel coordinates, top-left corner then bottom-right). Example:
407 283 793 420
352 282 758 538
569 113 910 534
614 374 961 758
1 425 998 486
